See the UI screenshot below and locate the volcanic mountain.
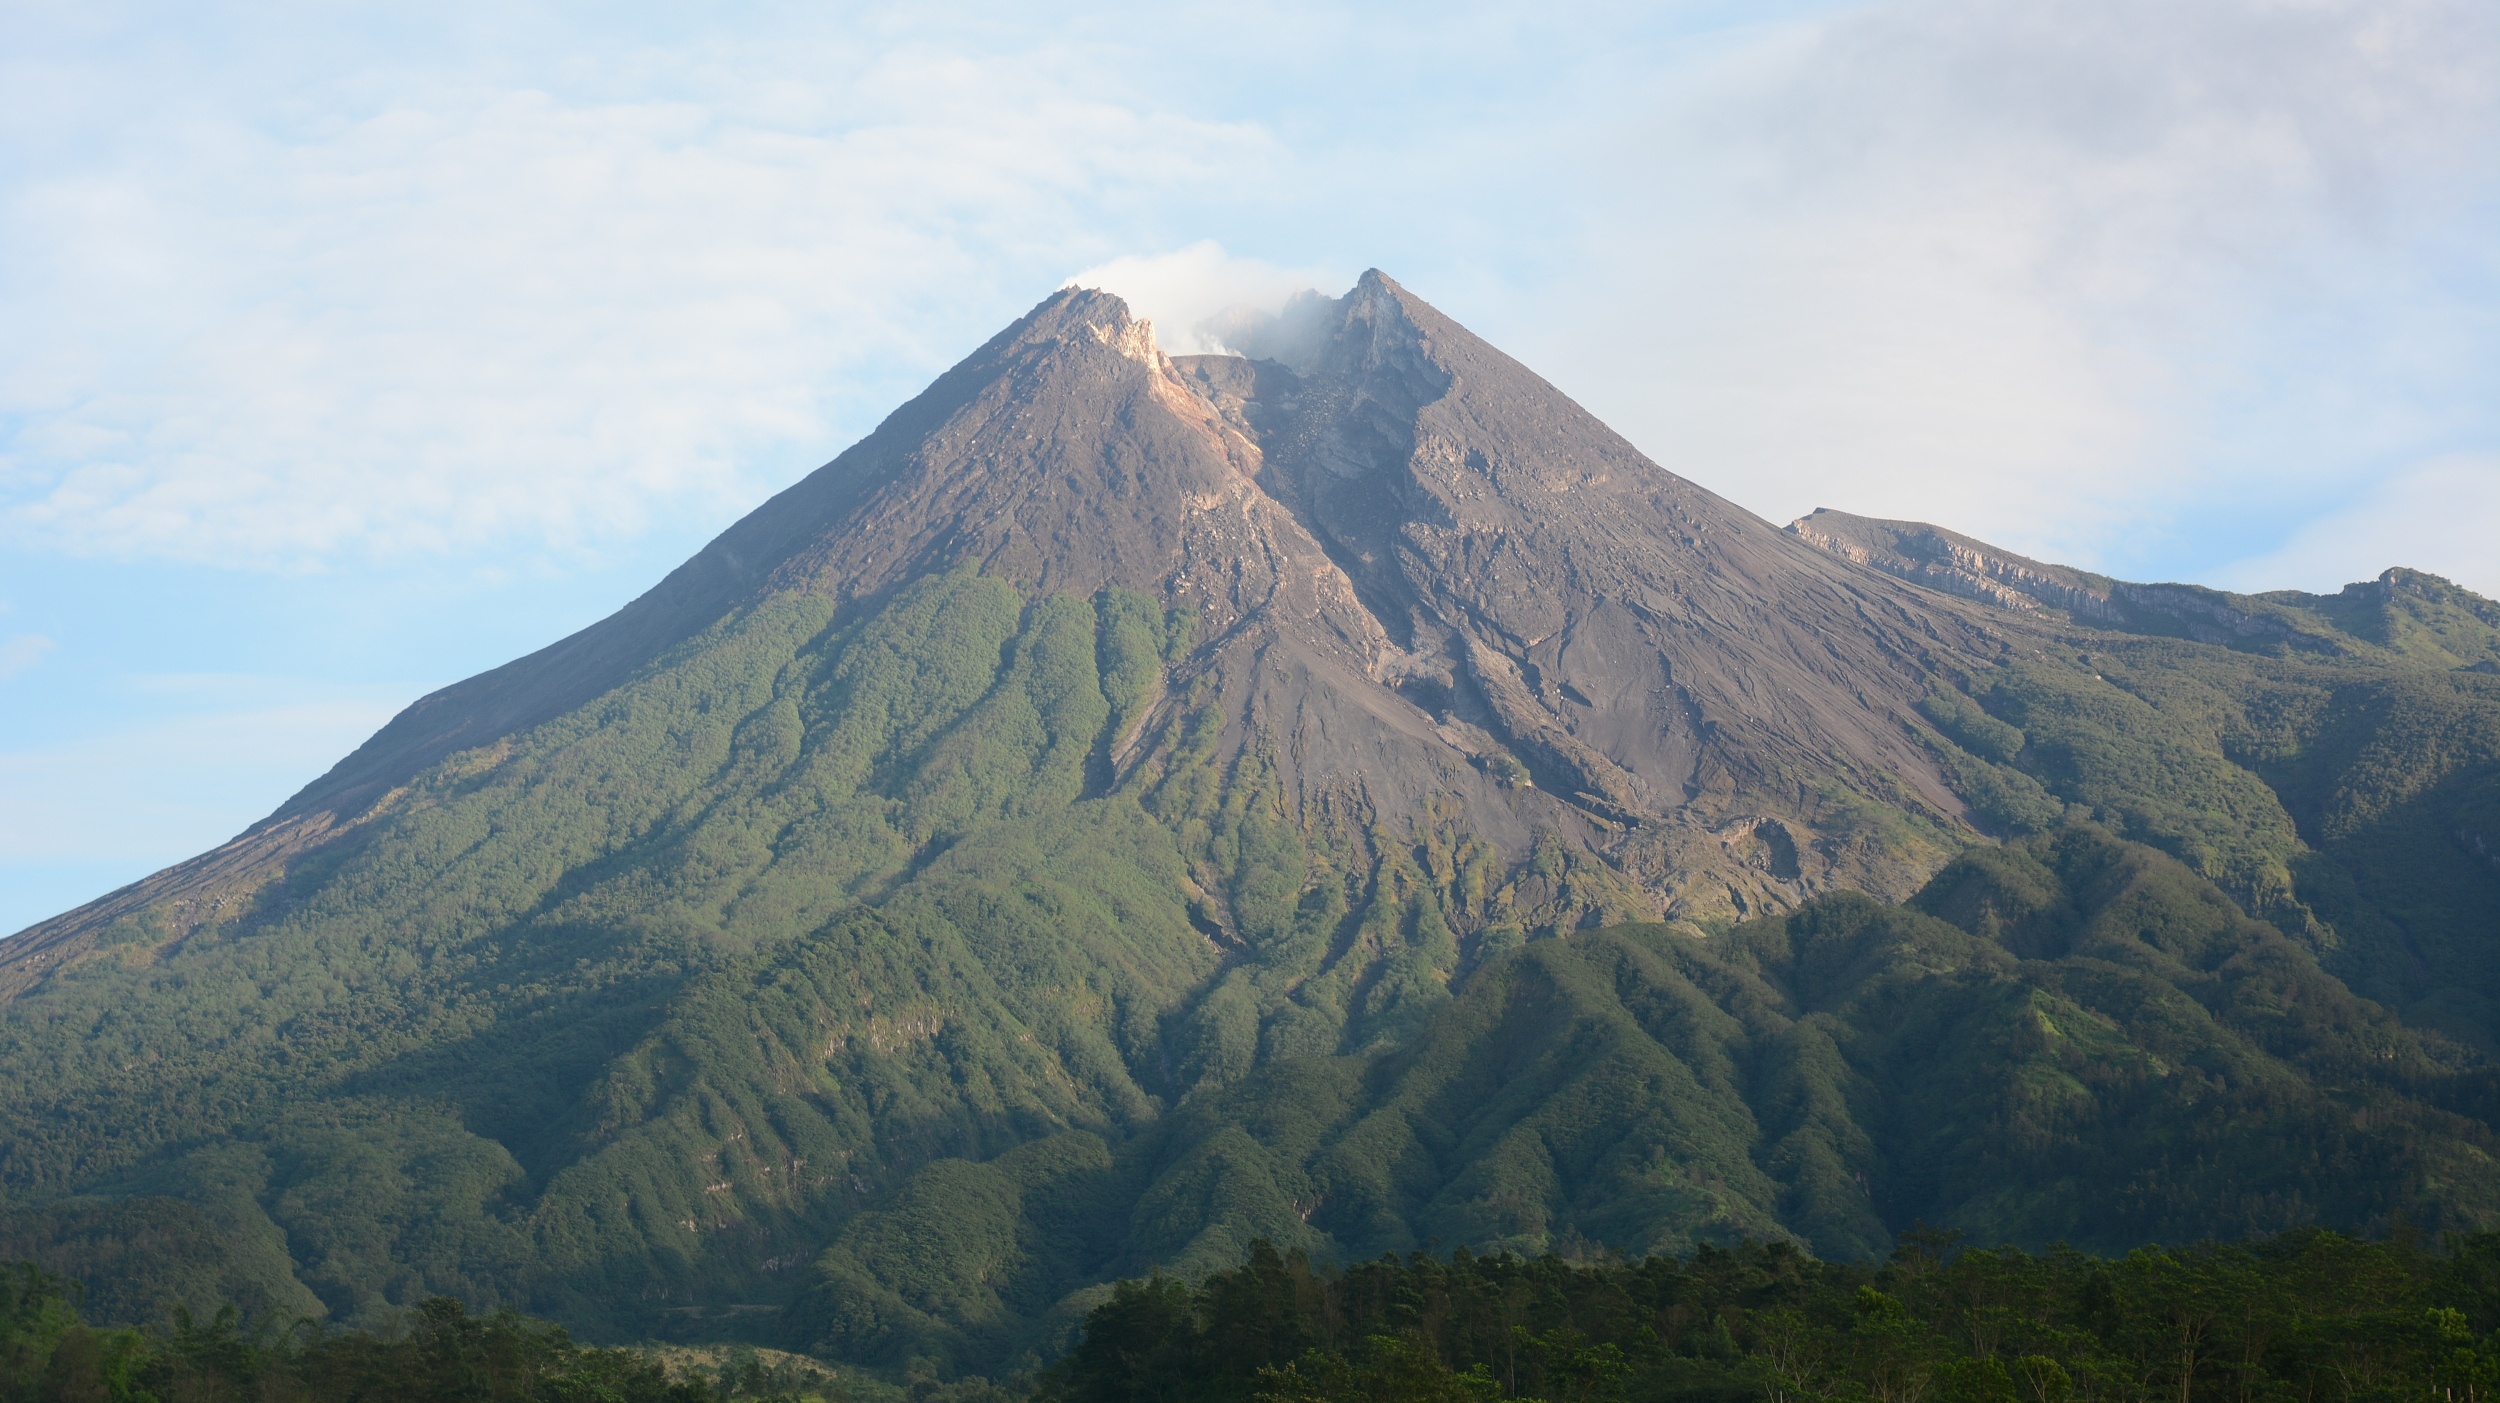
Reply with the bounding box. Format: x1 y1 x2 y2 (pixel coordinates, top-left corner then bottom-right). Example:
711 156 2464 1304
16 271 2014 970
4 274 2498 1369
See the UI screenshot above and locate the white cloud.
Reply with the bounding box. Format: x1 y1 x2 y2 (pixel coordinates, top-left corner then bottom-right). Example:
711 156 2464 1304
0 0 2490 598
2216 454 2500 598
1068 242 1348 354
1537 0 2499 575
0 40 1277 568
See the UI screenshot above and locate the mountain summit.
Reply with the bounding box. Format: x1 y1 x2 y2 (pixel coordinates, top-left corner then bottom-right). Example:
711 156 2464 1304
5 275 2499 1365
10 272 2021 993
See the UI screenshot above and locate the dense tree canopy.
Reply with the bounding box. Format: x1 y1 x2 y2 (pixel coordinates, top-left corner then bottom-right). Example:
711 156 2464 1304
1044 1232 2500 1403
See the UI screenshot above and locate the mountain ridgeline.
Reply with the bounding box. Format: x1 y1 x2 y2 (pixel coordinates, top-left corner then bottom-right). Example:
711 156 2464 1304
2 273 2497 1374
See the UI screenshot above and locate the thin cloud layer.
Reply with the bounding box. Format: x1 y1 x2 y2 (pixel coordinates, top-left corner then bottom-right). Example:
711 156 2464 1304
2220 454 2500 598
0 0 2492 589
2 37 1274 566
1543 0 2499 586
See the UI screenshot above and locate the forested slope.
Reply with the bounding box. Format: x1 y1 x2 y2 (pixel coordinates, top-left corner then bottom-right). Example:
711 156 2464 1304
781 825 2500 1372
0 276 2493 1381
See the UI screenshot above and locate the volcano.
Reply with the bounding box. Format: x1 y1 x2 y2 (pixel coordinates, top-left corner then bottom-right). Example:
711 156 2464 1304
6 273 2499 1366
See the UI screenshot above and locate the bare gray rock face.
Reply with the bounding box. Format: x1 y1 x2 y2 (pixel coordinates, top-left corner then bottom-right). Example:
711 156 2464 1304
1170 275 2027 909
1787 509 2124 621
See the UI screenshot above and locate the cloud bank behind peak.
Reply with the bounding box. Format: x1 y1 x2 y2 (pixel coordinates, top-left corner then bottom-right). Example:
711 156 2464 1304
1 0 2491 595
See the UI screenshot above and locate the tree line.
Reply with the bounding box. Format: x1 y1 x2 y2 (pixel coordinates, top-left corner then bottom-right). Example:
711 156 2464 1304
0 1264 838 1403
1039 1230 2500 1403
21 1228 2500 1403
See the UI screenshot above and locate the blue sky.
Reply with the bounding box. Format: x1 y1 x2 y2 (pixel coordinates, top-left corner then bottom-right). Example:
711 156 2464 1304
4 0 2496 934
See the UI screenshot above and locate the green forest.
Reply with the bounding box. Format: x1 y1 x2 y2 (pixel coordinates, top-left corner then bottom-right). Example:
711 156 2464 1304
2 562 2497 1376
21 1228 2500 1403
0 1260 875 1403
1038 1231 2500 1403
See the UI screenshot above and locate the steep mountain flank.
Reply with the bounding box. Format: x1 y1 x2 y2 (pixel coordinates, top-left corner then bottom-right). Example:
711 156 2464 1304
4 278 2025 1004
1788 507 2500 1043
2 273 2498 1369
783 823 2500 1370
1173 283 2026 910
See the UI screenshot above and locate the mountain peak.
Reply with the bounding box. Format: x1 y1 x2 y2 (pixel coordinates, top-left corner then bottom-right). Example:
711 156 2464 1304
335 274 2018 894
11 267 2500 1357
1019 284 1162 364
10 274 2035 985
